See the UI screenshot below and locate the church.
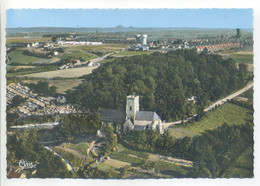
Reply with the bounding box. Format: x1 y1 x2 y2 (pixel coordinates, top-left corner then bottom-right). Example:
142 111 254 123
123 95 164 134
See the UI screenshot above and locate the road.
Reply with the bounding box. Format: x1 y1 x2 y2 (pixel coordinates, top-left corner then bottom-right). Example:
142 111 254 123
163 82 253 129
203 82 253 112
10 122 59 130
82 49 124 65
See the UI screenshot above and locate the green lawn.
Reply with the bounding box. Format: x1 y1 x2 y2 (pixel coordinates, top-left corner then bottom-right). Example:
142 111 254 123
222 146 254 178
70 143 89 155
169 103 253 139
9 50 41 65
230 53 254 64
118 145 149 159
114 50 155 56
111 144 148 165
60 49 97 61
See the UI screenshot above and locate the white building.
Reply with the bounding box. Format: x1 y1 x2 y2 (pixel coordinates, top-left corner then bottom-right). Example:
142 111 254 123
142 34 147 45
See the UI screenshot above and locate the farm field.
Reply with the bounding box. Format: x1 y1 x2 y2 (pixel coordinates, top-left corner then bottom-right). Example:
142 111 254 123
19 66 98 78
230 53 254 64
113 50 155 56
72 43 128 55
6 36 52 44
6 66 58 77
60 49 97 61
169 102 253 139
222 146 254 178
104 158 130 169
9 50 42 65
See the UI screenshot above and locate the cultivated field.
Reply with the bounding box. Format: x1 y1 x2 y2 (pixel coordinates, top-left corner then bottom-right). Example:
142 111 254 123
21 79 83 94
113 50 155 56
9 50 41 65
104 158 130 169
19 66 98 78
169 103 253 139
60 49 97 61
72 44 128 54
230 53 254 64
6 37 52 44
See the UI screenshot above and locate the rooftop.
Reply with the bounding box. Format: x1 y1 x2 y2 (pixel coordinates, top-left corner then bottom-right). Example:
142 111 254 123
135 111 160 121
99 108 126 123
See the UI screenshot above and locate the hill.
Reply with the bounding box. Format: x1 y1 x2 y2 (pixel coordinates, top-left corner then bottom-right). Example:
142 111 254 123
67 49 250 121
6 26 253 34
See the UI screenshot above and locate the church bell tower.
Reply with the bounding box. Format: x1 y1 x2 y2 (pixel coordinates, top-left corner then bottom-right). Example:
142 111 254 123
126 95 139 121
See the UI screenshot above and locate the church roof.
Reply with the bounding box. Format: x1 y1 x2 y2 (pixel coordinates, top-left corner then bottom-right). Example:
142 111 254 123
135 111 160 121
99 108 126 123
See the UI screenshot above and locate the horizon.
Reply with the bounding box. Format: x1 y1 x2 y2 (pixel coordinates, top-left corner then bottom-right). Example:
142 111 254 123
6 9 253 29
6 25 253 30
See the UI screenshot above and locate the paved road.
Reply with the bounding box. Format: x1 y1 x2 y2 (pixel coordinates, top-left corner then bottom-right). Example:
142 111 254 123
204 82 253 112
163 82 253 129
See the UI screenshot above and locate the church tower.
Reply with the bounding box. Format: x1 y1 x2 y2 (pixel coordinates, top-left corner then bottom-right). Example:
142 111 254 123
126 95 139 121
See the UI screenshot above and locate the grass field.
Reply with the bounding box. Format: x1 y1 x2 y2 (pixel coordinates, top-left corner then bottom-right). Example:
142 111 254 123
20 79 83 94
169 103 253 139
9 50 41 65
230 53 254 64
113 50 155 56
7 66 58 77
222 146 254 178
73 44 128 55
6 37 52 44
69 143 89 155
239 87 254 100
19 66 98 78
60 49 97 61
104 158 130 169
154 161 190 176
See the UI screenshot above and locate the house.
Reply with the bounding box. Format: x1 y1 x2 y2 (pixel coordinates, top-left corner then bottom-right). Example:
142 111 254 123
54 51 59 56
123 95 164 133
7 169 26 178
70 59 81 67
31 42 39 47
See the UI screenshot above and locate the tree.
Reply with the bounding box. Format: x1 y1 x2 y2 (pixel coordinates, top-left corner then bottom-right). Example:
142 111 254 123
103 124 118 155
11 95 27 107
51 36 58 43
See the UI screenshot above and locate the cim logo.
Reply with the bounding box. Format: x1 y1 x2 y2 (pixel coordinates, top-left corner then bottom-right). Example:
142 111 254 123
19 159 39 169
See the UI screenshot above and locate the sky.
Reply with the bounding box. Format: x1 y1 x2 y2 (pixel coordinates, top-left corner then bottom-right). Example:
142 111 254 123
6 9 253 29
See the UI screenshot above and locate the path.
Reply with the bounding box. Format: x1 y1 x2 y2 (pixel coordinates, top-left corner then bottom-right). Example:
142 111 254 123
163 82 253 129
148 153 193 168
44 146 73 171
54 146 87 159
